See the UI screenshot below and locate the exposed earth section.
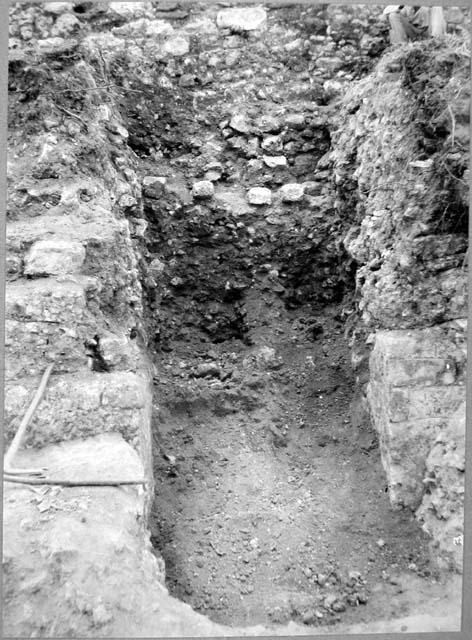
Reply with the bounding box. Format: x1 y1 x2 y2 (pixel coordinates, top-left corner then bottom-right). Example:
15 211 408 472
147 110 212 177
150 303 438 628
126 2 457 629
4 1 468 636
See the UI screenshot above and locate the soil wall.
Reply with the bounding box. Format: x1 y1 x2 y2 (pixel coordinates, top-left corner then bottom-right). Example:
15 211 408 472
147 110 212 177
331 39 469 572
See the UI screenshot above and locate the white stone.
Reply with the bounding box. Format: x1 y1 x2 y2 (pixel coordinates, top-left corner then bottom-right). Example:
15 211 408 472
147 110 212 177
108 2 150 18
143 176 166 188
216 6 267 31
409 159 434 170
192 181 214 199
24 240 85 276
261 135 283 153
255 114 281 133
323 79 343 99
51 13 81 36
229 113 251 134
247 187 272 206
263 155 287 168
162 35 189 57
44 2 73 14
284 113 305 129
280 183 305 202
119 194 138 208
131 219 148 238
37 37 66 52
99 333 131 368
284 39 303 52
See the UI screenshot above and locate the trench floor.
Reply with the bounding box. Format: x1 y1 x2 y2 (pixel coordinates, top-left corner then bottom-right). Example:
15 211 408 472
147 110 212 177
149 300 447 629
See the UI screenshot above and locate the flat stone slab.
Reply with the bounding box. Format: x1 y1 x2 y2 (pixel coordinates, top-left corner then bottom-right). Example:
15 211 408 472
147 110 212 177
6 278 89 323
367 324 466 509
216 6 267 32
4 276 101 380
4 318 91 380
24 239 86 277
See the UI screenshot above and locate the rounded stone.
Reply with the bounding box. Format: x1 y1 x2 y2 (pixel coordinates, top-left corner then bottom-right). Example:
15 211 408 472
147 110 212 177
263 155 287 168
162 35 189 57
192 181 214 199
279 183 305 202
247 187 272 206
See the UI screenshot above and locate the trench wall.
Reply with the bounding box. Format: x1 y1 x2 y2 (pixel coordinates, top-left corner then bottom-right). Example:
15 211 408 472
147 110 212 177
331 37 469 572
4 2 183 636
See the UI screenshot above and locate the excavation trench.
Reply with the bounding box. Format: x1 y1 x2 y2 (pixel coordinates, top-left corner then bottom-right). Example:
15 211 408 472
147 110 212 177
105 4 456 629
137 160 436 629
4 3 468 636
148 290 435 628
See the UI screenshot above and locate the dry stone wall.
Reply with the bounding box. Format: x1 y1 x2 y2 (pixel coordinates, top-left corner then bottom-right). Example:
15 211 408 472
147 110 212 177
331 39 469 572
4 4 165 635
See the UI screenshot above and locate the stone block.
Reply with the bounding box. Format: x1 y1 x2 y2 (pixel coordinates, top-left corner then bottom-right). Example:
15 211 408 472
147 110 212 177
98 331 139 370
387 386 464 423
416 403 465 572
162 35 189 57
279 183 305 202
43 2 74 15
263 156 287 168
367 327 466 510
24 239 85 276
4 319 90 380
261 135 283 153
370 326 467 380
6 279 88 324
108 2 152 19
51 13 81 37
380 358 456 387
229 113 251 134
216 6 267 32
3 371 152 451
192 180 214 199
247 187 271 205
